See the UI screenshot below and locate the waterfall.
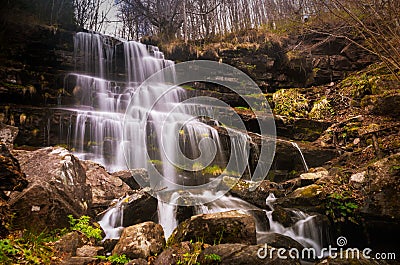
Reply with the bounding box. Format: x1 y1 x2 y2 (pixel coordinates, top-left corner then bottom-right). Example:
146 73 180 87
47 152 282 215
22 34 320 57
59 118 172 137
290 142 309 172
67 32 325 252
66 31 251 237
262 194 325 251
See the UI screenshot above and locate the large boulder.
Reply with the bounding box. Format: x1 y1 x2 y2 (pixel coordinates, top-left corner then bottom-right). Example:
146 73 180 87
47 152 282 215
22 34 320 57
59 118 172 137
0 143 27 192
154 241 203 265
359 153 400 252
114 168 150 190
81 160 132 213
197 244 301 265
257 233 304 251
121 188 158 226
0 123 18 150
9 147 92 231
275 184 326 213
168 210 257 246
0 143 27 236
221 176 283 209
112 221 165 259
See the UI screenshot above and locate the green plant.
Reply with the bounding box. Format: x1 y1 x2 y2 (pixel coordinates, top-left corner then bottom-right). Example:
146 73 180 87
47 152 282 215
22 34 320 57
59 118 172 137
202 165 223 176
326 192 359 224
272 89 309 118
308 97 334 120
0 231 57 265
68 215 103 241
97 254 130 264
234 106 250 111
204 253 222 262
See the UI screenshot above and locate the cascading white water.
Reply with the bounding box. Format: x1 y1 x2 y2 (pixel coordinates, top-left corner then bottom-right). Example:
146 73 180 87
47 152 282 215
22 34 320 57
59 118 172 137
67 31 251 238
68 32 326 251
291 142 309 172
261 193 325 251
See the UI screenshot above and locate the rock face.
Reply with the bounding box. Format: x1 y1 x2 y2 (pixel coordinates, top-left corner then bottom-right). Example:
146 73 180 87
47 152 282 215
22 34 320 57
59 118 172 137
166 34 377 91
197 244 301 265
54 231 86 257
112 221 165 259
81 160 132 213
0 143 27 192
168 210 257 246
359 153 400 251
0 123 18 150
9 147 92 231
121 188 158 227
114 168 149 190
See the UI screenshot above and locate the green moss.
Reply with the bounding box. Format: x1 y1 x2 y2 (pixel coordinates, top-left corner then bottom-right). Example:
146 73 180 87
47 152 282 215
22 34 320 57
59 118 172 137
202 165 223 176
272 89 309 118
308 97 334 120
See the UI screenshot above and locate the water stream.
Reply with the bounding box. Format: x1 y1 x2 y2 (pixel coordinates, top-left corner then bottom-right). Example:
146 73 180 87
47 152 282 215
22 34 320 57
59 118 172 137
65 31 327 253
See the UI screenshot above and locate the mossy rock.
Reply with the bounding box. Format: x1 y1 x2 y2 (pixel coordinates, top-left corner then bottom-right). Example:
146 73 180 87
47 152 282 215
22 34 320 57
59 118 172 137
167 210 256 246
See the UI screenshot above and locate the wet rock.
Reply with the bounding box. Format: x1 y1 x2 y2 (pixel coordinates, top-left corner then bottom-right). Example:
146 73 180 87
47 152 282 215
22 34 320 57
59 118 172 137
221 176 283 209
168 210 257 246
9 147 92 231
121 188 158 227
257 233 304 251
101 239 119 254
197 244 301 265
0 123 18 150
82 160 131 213
76 245 104 257
275 184 326 213
54 231 86 257
114 168 149 190
0 143 27 191
112 221 165 259
271 206 297 227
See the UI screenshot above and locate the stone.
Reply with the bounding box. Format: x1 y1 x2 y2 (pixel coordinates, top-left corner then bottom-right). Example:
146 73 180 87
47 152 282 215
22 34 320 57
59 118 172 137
275 184 326 213
271 206 297 227
54 231 86 257
221 176 283 209
112 221 165 259
0 143 27 192
60 257 98 265
154 241 202 265
0 123 18 150
126 259 148 265
197 244 301 265
76 245 104 257
350 171 366 188
9 147 92 231
121 188 158 227
300 168 329 186
168 210 257 246
359 154 400 251
82 160 131 213
257 233 304 251
114 168 149 190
